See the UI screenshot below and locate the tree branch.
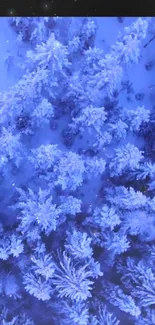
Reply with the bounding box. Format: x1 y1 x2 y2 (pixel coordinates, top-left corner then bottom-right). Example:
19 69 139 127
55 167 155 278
143 34 155 48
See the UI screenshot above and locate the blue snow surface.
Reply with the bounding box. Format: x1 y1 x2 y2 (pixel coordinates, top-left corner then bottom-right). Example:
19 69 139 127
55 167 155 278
0 16 155 324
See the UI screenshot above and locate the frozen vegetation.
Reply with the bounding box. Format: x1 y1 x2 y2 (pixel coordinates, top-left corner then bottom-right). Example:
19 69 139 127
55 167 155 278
0 16 155 324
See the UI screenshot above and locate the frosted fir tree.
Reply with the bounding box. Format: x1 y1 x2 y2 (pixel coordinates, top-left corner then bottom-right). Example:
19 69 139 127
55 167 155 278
59 196 82 216
71 105 107 135
0 66 54 125
22 226 42 246
79 43 122 98
0 237 12 261
54 151 86 191
68 36 83 58
93 303 120 325
113 34 141 65
60 301 89 325
93 131 112 151
82 47 104 75
30 252 55 281
12 187 62 235
132 266 155 307
103 231 130 257
65 230 93 260
8 234 24 258
10 17 57 45
120 105 150 132
88 258 103 279
84 157 106 178
52 251 94 302
0 233 24 261
117 258 155 308
31 98 54 128
106 186 148 210
84 18 148 99
27 33 71 73
132 161 155 180
123 210 155 242
109 143 144 176
23 271 53 301
1 312 35 325
86 53 123 97
65 47 105 108
67 18 97 57
102 283 141 318
65 230 103 277
14 66 50 100
29 18 56 45
80 18 98 46
93 205 121 231
124 17 149 40
108 119 128 141
29 144 62 174
0 127 24 168
112 18 148 65
63 71 93 110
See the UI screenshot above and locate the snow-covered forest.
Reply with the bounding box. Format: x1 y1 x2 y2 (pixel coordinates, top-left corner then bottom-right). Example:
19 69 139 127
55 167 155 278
0 16 155 324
